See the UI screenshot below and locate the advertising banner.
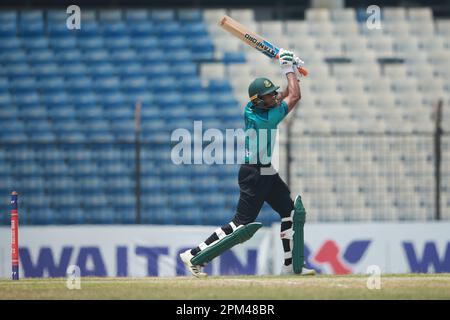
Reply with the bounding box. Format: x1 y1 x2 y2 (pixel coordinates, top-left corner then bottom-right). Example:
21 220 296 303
1 222 449 278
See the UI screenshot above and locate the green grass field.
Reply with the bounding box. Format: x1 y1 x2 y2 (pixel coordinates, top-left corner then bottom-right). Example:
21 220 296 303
1 274 450 300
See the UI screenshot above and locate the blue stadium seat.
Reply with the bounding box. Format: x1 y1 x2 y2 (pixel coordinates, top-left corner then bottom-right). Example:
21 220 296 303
48 196 79 218
46 9 68 22
110 49 136 63
77 21 99 38
1 50 26 64
178 9 203 22
0 93 13 108
205 208 232 226
19 20 44 37
83 49 110 65
142 207 174 225
128 21 156 37
156 21 181 37
141 177 163 195
11 161 41 178
223 52 246 64
98 9 123 22
60 63 89 78
65 77 93 94
29 208 57 225
10 77 37 93
189 107 217 121
198 192 227 211
165 49 194 63
41 160 70 177
102 174 133 191
185 92 211 109
54 50 83 65
125 92 154 107
88 63 116 78
137 49 165 64
190 36 215 61
60 208 85 224
85 131 115 143
142 62 170 77
161 35 187 50
124 9 149 22
77 36 104 50
131 36 159 51
0 104 17 119
151 9 175 22
102 22 128 37
101 92 128 109
111 120 135 141
23 119 50 134
208 79 233 94
213 94 239 109
0 11 17 23
37 77 65 93
0 131 27 143
105 37 132 50
115 208 137 224
170 62 198 79
42 92 70 108
356 8 372 22
180 22 208 37
162 104 189 120
93 76 121 93
258 203 279 226
47 22 72 38
121 76 147 93
88 208 115 224
170 193 200 209
177 77 203 93
147 76 176 93
54 129 86 143
33 63 61 78
19 10 43 22
175 207 202 225
0 37 21 51
14 92 40 108
45 176 77 192
0 21 17 37
70 160 98 178
116 62 144 77
71 92 98 108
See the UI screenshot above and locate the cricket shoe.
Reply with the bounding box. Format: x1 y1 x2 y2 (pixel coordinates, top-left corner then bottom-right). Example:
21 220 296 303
180 249 208 278
281 264 316 276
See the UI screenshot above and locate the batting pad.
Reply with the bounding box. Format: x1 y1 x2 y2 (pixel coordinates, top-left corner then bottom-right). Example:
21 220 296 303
191 222 263 266
293 195 306 274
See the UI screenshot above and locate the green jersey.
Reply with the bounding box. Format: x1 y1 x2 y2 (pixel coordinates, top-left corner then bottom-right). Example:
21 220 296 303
244 101 289 165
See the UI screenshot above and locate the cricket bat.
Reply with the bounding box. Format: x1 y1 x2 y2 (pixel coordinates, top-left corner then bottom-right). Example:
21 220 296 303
219 15 308 77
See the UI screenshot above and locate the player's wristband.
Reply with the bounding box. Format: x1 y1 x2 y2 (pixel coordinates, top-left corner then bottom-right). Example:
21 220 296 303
281 65 295 76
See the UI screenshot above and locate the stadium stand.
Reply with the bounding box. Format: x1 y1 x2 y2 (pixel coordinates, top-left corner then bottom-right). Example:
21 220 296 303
0 7 449 225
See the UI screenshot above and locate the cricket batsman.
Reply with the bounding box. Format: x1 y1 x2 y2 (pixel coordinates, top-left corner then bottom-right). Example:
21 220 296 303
180 49 315 277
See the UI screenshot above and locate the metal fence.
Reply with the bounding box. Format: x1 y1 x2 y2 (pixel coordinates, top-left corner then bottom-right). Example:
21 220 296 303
284 133 447 222
1 131 449 224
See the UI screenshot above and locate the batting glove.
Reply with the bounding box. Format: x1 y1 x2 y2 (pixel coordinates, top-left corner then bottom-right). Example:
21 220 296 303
293 55 305 67
278 48 295 75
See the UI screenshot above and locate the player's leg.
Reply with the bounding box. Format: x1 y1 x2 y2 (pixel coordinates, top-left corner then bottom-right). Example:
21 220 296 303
181 164 268 276
180 221 255 278
266 174 315 275
265 178 295 269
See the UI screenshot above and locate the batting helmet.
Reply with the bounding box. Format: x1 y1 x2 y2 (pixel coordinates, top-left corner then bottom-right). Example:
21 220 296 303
248 77 280 109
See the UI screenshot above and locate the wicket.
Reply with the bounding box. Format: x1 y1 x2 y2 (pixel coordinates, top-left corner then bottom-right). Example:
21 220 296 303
11 191 19 280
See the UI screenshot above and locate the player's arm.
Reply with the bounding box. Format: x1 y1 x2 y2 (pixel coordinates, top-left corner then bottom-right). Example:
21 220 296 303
278 49 301 113
276 75 301 113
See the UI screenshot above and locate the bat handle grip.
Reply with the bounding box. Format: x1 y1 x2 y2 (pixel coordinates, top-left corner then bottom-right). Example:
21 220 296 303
297 66 309 77
276 54 309 77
